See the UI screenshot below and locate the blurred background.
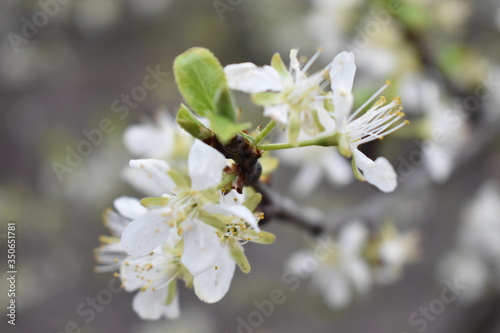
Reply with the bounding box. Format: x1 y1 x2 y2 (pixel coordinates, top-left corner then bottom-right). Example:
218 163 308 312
1 0 500 332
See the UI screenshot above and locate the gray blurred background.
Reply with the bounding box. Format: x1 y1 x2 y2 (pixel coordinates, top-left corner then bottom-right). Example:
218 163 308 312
1 0 500 332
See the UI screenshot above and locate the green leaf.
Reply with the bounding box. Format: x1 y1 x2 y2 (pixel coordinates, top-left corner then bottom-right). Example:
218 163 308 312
176 104 213 141
173 47 237 122
208 113 250 144
214 86 237 122
174 47 228 117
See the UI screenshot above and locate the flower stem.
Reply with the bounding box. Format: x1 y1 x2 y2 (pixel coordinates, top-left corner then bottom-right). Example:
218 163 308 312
256 133 339 151
254 119 276 144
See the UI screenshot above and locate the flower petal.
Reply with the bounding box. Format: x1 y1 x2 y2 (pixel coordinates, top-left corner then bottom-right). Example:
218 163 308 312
181 221 224 276
129 159 176 194
330 51 356 94
123 122 173 158
204 204 260 231
188 140 228 191
224 63 283 93
352 148 397 193
113 196 147 220
132 288 180 320
263 104 289 125
193 248 236 303
120 208 173 256
121 167 166 197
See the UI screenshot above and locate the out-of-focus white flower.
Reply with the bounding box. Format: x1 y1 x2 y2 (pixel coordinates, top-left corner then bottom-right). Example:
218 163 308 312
439 180 500 303
371 224 420 284
286 221 372 309
122 110 193 196
224 49 335 144
331 51 407 192
459 180 500 258
401 76 469 182
277 145 353 196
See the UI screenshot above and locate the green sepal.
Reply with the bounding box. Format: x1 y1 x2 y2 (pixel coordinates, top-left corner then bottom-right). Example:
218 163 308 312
243 229 276 244
287 111 301 146
197 210 228 232
338 134 352 158
228 239 251 273
351 158 365 182
179 265 194 289
167 169 191 190
271 53 291 82
242 192 262 212
165 279 177 305
302 109 325 135
176 104 213 141
323 94 334 112
140 197 169 208
251 92 281 106
173 47 228 117
200 187 221 203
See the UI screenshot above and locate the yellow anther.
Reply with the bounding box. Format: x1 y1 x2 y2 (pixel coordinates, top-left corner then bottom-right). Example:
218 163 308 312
385 80 392 85
114 258 119 263
215 265 219 270
404 120 410 125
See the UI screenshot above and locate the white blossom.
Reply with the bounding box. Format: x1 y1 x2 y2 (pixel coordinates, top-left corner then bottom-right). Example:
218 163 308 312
224 49 335 143
330 51 407 192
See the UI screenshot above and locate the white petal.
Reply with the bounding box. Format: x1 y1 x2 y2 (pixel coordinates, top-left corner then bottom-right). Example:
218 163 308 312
181 222 224 276
332 91 354 132
330 51 356 94
121 167 166 197
322 270 351 309
339 220 368 257
204 204 260 231
132 288 180 320
193 248 236 303
263 104 289 125
423 143 453 183
129 159 176 194
113 196 147 220
320 148 353 186
120 208 173 256
353 148 397 193
188 140 228 191
123 123 173 158
224 63 283 93
290 163 323 197
345 259 372 294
